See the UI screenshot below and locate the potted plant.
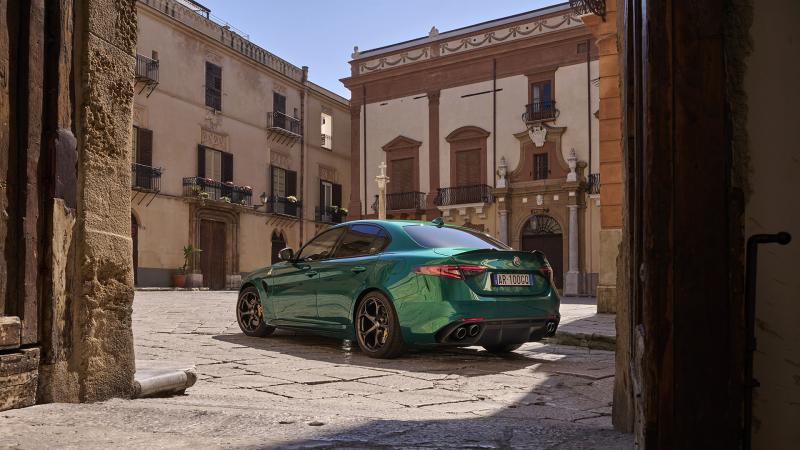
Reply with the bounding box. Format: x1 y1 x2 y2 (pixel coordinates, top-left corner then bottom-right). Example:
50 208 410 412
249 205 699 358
286 195 298 203
172 245 202 288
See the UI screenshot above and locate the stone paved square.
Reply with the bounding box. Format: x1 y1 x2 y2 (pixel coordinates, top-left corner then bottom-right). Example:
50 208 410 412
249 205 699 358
0 291 632 449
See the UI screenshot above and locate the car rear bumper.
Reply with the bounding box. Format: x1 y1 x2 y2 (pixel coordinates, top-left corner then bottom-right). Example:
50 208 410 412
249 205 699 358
395 293 560 345
433 317 559 347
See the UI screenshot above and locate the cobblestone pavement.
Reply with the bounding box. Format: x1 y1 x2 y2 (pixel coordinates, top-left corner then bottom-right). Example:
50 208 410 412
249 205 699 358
0 291 632 449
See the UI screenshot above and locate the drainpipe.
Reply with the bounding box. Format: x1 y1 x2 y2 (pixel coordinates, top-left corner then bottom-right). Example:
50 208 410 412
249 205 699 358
300 66 308 244
586 39 592 175
492 58 497 189
362 84 367 217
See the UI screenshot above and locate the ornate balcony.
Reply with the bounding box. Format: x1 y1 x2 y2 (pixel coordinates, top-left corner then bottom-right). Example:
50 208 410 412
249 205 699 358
134 54 159 96
182 177 252 206
267 111 301 145
569 0 607 20
372 191 427 213
587 172 601 195
131 163 162 192
266 196 301 218
434 185 493 206
315 206 345 224
523 100 558 123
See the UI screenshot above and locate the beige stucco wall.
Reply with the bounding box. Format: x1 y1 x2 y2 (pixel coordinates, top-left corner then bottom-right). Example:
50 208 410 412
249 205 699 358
132 196 189 270
553 61 600 173
745 0 800 446
133 2 349 283
362 94 429 211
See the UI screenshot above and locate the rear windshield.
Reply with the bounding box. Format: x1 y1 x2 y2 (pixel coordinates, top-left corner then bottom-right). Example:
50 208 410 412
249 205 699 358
403 225 509 250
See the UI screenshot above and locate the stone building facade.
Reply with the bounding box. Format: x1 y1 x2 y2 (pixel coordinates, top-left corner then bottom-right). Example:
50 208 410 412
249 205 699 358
131 0 351 289
342 4 601 295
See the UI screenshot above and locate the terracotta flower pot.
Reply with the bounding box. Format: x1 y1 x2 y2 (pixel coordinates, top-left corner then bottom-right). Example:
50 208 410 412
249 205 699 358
172 273 187 288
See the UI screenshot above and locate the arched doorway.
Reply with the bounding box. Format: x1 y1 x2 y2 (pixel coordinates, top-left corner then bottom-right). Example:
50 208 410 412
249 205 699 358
131 214 139 286
520 214 564 289
271 231 286 264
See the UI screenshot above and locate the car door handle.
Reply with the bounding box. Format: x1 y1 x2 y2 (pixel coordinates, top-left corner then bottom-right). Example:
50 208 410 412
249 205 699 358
351 266 367 274
305 271 318 278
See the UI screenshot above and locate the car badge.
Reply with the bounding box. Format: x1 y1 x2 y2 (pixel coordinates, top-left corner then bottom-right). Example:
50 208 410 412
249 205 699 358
513 256 521 267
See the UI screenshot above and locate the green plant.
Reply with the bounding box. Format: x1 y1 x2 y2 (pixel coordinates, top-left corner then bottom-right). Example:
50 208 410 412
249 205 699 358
179 245 202 273
221 196 231 203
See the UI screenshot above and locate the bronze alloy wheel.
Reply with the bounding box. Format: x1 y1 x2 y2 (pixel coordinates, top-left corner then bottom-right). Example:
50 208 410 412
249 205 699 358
355 292 404 359
236 287 275 337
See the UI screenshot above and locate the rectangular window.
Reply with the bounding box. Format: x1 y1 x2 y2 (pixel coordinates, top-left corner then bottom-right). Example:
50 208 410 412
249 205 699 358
321 181 333 207
390 158 414 193
531 80 552 106
205 62 222 111
321 112 333 149
533 153 549 180
272 166 287 197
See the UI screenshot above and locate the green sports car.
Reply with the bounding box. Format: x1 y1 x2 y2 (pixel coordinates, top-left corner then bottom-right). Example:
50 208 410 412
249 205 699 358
236 219 560 359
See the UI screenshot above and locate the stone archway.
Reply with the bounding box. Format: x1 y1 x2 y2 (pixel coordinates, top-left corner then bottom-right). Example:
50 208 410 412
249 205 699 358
271 231 287 264
520 214 564 288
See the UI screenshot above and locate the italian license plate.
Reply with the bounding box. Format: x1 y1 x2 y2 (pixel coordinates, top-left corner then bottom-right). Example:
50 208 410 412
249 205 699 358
493 273 532 286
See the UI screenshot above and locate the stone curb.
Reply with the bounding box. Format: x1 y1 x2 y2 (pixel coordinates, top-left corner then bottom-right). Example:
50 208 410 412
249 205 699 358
545 330 617 351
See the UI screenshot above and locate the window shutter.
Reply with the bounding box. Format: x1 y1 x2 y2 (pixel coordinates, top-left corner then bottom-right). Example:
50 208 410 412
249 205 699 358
286 170 297 197
332 183 342 208
269 165 276 196
455 149 481 186
137 128 153 167
221 152 233 182
390 158 414 193
197 145 206 178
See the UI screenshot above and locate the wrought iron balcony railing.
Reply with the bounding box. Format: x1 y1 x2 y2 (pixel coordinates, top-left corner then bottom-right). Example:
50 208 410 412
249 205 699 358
135 54 159 83
434 185 493 206
523 100 558 122
569 0 607 19
372 191 427 213
266 196 301 217
131 163 162 191
267 111 301 136
321 133 332 149
587 172 601 195
315 206 345 224
182 177 252 206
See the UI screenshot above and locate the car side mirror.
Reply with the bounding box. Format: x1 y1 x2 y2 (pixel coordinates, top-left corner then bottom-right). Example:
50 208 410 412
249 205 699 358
278 247 295 262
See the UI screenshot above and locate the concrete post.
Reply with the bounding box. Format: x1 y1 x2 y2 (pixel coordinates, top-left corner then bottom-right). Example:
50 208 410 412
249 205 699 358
564 204 580 296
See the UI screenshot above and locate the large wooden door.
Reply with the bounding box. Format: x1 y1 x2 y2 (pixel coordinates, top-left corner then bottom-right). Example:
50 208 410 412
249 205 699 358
199 220 226 290
520 215 564 289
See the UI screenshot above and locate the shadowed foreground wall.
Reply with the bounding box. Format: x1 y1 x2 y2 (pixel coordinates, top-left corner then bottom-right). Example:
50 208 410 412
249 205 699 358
36 0 138 403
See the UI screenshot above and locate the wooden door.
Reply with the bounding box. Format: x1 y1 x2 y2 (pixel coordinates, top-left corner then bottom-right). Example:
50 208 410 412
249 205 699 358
522 234 564 289
199 220 226 290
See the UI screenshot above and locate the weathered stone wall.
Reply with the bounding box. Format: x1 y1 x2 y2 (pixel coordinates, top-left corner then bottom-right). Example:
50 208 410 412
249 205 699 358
38 0 138 403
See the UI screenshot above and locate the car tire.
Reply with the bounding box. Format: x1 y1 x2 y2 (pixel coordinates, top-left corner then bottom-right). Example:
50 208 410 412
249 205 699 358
355 292 405 359
483 343 524 354
236 286 275 337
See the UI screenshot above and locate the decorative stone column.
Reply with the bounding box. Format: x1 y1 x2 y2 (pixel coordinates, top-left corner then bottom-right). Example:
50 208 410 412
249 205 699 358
564 204 581 296
375 162 389 220
498 210 509 245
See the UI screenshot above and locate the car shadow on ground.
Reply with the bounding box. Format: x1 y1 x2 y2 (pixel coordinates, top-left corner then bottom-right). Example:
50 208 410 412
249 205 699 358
212 329 611 379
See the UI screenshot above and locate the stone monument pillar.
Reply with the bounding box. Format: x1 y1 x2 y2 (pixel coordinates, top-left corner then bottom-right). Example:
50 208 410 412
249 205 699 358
375 162 390 220
564 204 581 296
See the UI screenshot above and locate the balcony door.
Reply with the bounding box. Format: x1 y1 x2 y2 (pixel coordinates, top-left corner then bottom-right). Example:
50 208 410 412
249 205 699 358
199 219 226 290
273 92 286 129
454 149 481 187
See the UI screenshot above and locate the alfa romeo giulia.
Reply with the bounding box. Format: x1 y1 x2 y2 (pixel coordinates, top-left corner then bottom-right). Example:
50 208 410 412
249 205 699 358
236 219 560 358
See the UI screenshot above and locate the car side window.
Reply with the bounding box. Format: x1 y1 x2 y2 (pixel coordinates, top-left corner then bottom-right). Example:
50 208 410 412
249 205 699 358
296 228 345 262
333 224 389 259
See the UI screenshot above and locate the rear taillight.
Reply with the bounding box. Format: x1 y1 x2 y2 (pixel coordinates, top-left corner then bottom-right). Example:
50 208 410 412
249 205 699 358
414 264 487 279
538 266 553 280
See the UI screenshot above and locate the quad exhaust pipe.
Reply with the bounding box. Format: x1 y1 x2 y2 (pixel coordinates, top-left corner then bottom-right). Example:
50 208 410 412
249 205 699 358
452 323 482 341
